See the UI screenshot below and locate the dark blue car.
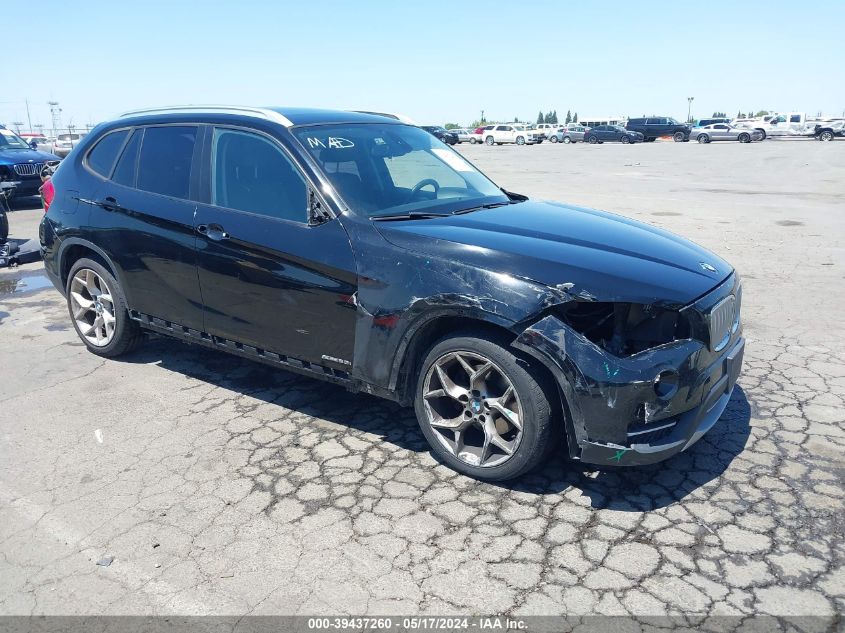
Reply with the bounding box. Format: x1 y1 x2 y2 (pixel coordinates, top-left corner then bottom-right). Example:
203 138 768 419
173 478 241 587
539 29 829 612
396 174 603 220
0 125 61 201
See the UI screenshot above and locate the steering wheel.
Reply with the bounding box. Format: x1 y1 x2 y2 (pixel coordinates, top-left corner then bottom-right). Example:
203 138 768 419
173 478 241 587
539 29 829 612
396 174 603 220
405 178 440 203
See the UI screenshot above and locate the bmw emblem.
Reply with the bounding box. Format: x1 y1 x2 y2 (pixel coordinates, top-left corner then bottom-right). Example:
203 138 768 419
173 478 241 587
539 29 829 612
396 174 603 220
699 262 717 273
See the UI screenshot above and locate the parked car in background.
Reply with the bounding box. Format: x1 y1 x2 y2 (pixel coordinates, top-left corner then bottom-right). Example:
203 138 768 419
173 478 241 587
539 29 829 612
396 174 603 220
40 105 743 480
691 124 759 143
450 129 473 143
812 120 845 141
585 125 644 144
0 126 62 201
483 124 544 146
626 117 690 142
531 123 555 139
548 124 587 144
422 126 458 145
19 133 51 151
51 132 88 158
471 125 494 144
693 118 731 128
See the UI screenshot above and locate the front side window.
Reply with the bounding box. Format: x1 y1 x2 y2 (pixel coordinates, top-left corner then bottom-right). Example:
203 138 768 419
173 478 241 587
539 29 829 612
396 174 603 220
294 123 507 218
137 126 197 199
87 130 129 178
212 128 307 223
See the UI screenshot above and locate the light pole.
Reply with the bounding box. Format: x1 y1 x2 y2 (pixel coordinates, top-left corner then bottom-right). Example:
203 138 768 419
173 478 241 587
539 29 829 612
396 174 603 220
687 97 694 123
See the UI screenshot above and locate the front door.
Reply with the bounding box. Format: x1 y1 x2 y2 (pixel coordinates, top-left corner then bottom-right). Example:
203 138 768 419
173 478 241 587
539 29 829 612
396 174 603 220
194 126 358 366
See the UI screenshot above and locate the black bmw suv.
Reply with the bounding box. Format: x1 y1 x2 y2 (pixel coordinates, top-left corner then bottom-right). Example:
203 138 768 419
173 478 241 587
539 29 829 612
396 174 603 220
40 106 744 481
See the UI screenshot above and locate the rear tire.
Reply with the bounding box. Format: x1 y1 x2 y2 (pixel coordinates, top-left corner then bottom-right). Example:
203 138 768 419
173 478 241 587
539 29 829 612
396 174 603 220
588 136 598 144
66 258 143 358
549 135 558 143
697 134 709 144
621 135 631 144
738 132 751 143
414 330 555 481
516 136 525 145
756 129 766 140
563 136 571 144
819 130 834 141
470 138 477 144
485 136 494 146
0 210 8 242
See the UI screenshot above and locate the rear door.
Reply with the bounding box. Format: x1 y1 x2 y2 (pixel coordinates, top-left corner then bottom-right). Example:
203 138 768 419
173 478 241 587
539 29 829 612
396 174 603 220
193 125 358 366
86 125 205 330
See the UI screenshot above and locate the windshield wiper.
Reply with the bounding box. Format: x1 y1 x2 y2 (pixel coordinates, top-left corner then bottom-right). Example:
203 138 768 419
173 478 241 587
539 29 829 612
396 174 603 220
371 211 451 222
451 200 519 216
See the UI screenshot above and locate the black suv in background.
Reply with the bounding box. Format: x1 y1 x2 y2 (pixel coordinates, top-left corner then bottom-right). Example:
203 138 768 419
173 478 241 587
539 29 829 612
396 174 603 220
626 117 691 142
40 106 743 481
421 125 458 145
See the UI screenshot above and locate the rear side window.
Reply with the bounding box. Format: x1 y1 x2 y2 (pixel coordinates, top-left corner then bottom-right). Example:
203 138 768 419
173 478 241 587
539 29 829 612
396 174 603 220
113 129 142 187
211 128 307 223
137 126 197 199
87 130 129 178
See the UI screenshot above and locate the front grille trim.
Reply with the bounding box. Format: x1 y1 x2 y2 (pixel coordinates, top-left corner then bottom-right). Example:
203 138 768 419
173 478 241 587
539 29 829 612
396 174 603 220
13 162 43 177
709 294 736 352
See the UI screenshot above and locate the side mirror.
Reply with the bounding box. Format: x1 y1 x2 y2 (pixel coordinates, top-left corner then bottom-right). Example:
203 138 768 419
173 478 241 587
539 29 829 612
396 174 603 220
30 140 38 150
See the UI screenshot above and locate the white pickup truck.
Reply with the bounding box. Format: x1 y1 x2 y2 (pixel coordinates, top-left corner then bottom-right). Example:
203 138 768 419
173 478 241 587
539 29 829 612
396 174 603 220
732 112 842 139
482 124 544 146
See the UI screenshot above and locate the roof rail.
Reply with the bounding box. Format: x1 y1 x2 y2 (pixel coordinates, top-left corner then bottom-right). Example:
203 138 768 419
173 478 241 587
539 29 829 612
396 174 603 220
119 105 293 127
352 110 417 125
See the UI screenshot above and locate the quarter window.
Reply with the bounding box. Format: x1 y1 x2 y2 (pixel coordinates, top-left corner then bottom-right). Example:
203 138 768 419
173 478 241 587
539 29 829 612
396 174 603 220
87 130 129 178
112 129 142 187
211 128 307 223
137 126 197 199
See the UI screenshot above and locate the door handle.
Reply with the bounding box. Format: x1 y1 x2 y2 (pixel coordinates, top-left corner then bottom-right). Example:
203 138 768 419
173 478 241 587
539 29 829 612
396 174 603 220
97 196 123 212
196 223 229 241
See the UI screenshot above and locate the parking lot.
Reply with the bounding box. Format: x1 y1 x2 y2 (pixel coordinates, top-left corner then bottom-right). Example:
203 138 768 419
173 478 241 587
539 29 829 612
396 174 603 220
0 140 843 619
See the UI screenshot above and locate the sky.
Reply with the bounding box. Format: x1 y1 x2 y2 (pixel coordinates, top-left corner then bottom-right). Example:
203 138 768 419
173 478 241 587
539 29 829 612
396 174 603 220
4 0 844 131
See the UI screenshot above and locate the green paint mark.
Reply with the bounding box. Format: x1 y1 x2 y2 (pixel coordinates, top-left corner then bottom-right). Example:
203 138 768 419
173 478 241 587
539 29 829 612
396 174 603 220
609 449 627 463
603 362 620 377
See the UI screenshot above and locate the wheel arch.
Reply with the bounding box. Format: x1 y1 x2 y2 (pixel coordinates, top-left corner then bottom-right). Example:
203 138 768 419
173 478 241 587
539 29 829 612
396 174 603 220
58 238 124 294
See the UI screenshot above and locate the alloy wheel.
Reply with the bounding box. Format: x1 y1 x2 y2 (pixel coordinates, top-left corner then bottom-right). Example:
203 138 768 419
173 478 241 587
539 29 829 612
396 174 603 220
70 268 116 347
422 351 524 468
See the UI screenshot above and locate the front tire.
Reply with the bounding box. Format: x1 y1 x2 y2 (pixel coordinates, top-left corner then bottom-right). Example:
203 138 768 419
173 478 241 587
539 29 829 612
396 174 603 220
819 130 834 141
756 129 766 140
738 132 751 143
549 135 558 143
414 331 554 481
673 131 686 142
621 135 631 144
470 137 477 144
516 136 525 145
563 136 571 144
485 136 494 146
66 258 143 358
588 136 598 144
0 210 8 242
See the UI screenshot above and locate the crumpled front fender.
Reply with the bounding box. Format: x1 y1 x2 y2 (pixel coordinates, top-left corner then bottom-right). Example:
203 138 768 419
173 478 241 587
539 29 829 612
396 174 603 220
513 314 710 450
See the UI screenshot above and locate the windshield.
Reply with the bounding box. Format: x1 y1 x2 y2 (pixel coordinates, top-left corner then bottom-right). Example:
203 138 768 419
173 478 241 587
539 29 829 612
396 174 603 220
294 123 507 218
0 128 32 150
667 118 680 125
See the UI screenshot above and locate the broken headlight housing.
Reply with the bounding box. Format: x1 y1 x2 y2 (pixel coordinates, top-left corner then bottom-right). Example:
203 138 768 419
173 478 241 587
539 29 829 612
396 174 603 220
555 301 692 358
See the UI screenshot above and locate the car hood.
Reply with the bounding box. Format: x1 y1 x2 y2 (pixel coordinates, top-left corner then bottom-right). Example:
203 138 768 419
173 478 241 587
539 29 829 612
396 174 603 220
375 200 732 308
0 147 61 163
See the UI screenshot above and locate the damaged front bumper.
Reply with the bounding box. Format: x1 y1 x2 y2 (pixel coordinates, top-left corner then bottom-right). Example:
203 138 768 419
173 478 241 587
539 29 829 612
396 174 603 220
514 278 745 467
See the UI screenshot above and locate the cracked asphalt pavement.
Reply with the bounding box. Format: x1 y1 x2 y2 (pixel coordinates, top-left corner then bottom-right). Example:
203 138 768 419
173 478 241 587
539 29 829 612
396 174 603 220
0 140 843 618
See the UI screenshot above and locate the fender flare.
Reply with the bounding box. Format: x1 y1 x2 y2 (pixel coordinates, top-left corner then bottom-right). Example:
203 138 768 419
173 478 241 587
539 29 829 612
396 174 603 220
57 237 128 297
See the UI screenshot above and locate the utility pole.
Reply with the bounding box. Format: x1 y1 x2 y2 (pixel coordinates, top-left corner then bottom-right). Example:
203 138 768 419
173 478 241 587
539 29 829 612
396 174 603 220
687 96 694 123
25 99 33 133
